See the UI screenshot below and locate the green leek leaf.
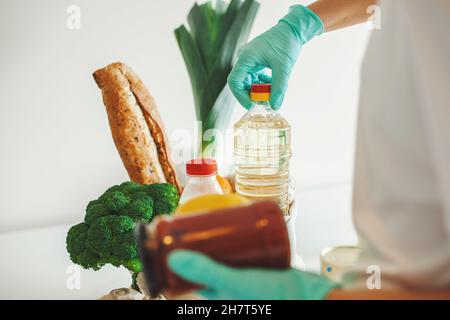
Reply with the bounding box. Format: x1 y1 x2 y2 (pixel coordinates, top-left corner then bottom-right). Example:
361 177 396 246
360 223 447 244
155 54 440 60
175 0 259 156
174 24 213 121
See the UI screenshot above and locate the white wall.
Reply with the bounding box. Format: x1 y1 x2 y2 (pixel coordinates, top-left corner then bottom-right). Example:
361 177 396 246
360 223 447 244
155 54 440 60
0 0 370 232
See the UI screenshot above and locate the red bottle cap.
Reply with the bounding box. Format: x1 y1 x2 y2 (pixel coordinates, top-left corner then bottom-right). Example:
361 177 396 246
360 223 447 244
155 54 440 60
250 83 271 93
186 159 217 176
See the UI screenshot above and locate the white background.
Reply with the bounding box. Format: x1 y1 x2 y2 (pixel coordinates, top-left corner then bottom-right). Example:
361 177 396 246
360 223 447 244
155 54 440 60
0 0 371 232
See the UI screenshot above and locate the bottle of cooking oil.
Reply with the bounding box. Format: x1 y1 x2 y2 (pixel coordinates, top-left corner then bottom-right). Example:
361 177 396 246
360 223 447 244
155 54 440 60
234 83 291 215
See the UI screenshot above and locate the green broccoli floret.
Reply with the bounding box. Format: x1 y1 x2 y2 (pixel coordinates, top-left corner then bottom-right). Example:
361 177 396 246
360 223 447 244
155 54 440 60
85 203 110 225
85 215 139 269
66 181 180 290
104 184 122 193
121 192 153 222
86 199 102 211
100 190 130 212
144 183 179 215
66 222 101 270
66 217 141 275
119 181 142 195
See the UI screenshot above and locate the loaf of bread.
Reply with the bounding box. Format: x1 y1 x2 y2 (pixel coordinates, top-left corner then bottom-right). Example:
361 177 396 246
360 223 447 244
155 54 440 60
93 62 182 193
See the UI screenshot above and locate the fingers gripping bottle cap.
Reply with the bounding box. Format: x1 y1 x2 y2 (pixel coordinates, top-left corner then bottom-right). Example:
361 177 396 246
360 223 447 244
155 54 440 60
250 83 271 102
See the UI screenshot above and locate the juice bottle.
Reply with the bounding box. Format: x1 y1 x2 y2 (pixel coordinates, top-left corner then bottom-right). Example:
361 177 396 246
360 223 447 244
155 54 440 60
178 159 222 204
234 83 291 215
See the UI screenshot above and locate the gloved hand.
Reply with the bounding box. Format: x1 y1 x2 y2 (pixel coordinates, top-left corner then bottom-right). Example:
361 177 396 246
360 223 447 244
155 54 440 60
168 250 338 300
227 5 324 110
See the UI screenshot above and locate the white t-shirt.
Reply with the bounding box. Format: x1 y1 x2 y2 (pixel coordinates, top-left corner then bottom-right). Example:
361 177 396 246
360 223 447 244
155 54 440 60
350 0 450 289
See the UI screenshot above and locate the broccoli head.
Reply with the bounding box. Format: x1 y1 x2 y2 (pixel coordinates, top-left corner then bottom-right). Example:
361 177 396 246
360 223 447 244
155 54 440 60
66 181 179 289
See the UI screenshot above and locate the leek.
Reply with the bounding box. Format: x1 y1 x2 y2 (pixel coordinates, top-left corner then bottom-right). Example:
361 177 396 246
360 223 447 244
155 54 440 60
175 0 259 157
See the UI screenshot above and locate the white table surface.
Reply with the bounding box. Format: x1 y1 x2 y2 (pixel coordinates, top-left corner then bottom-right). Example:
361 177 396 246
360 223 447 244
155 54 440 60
0 183 357 299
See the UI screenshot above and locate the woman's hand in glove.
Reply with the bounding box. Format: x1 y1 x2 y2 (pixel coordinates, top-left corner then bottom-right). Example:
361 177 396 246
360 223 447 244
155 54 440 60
168 249 338 300
227 5 324 110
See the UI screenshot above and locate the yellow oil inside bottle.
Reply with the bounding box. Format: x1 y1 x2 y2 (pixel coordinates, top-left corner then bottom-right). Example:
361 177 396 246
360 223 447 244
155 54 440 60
234 100 291 215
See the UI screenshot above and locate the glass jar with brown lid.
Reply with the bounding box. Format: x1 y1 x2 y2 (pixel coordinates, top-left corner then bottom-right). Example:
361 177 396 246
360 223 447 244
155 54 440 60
138 200 291 297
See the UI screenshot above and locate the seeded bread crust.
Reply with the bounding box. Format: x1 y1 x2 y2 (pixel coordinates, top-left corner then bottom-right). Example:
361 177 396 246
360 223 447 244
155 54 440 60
93 62 182 193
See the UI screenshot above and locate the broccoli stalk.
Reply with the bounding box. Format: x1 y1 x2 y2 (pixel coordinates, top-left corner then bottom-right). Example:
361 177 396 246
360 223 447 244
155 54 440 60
131 272 140 292
66 181 179 291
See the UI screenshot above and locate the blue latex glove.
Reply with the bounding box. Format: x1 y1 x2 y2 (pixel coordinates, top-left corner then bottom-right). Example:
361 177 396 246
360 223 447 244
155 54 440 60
168 250 338 300
227 5 324 110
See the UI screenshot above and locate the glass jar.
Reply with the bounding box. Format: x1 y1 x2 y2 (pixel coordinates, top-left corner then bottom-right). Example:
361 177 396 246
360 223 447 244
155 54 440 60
179 158 223 204
138 200 291 297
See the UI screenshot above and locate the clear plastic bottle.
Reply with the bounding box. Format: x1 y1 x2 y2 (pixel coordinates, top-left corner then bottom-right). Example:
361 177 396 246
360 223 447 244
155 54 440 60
179 159 223 204
234 84 291 215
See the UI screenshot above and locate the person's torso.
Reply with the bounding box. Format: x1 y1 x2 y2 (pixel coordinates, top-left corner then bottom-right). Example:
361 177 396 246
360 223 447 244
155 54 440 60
351 0 450 289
